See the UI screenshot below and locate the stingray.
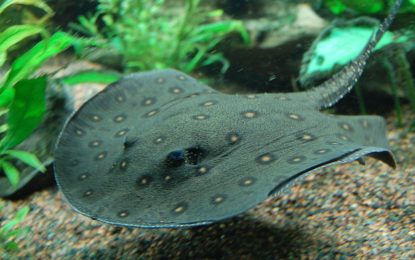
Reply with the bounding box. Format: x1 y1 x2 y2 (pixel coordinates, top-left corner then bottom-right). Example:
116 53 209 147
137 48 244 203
54 0 401 228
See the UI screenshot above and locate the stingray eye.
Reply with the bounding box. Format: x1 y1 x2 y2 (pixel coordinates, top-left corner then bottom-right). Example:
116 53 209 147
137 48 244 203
123 137 138 149
166 149 185 166
184 146 206 165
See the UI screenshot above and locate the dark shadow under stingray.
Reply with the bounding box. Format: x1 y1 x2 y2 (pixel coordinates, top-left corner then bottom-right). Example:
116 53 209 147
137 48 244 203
82 214 328 259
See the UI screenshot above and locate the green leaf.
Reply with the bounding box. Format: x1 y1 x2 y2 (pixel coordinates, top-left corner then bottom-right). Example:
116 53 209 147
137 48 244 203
2 150 46 172
14 205 30 221
59 70 121 85
0 206 29 234
1 31 73 92
325 0 347 14
304 27 404 76
4 241 18 251
0 160 19 186
0 25 45 67
0 77 47 151
0 87 15 108
0 0 53 16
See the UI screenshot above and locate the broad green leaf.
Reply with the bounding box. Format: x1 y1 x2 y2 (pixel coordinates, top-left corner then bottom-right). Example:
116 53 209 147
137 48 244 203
59 70 121 85
1 32 73 92
0 25 45 67
0 160 19 186
2 150 46 172
325 0 383 14
304 27 409 76
0 0 53 16
0 77 46 151
0 87 15 108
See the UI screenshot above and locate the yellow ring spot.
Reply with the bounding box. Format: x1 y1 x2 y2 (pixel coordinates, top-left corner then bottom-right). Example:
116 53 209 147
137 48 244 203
243 111 257 118
156 77 165 84
198 167 208 174
172 88 182 94
174 206 185 213
203 101 215 107
116 96 125 102
146 110 158 117
302 134 313 141
288 113 301 120
214 196 224 203
115 115 125 122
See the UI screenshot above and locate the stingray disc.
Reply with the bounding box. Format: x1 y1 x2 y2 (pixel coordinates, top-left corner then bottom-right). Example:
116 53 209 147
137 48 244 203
54 69 395 228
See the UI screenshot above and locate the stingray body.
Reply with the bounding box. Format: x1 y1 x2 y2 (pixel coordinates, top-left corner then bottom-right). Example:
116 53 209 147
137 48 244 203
54 0 401 228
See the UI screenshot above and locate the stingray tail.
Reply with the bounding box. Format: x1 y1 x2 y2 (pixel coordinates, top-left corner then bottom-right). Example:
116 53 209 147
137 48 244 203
306 0 402 109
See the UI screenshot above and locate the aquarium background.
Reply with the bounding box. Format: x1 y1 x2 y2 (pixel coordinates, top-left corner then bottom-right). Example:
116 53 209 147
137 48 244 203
1 0 414 258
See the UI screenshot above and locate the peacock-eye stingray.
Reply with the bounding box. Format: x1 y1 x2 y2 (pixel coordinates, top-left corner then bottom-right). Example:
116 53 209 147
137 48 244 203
54 0 401 228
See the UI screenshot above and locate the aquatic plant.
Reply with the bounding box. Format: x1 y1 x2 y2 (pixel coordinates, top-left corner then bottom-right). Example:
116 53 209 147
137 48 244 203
0 31 74 187
324 0 415 14
53 0 401 228
70 0 250 73
0 0 53 32
300 16 415 125
0 203 29 255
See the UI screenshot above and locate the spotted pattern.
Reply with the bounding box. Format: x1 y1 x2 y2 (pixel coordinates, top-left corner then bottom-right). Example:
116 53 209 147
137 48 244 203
115 128 129 137
114 114 126 123
288 155 306 164
192 114 209 120
177 75 186 81
337 134 350 141
155 77 166 84
226 132 241 145
360 119 370 128
238 177 257 187
297 133 316 142
242 110 258 119
153 136 165 144
327 141 342 145
118 210 129 218
142 97 156 106
83 190 93 197
196 166 209 175
75 128 85 136
145 109 159 117
89 140 102 148
136 175 153 187
200 100 217 107
78 173 89 181
314 148 330 155
170 87 183 94
164 175 172 182
338 122 354 132
95 152 107 161
256 153 276 165
120 160 128 170
211 194 226 205
115 94 126 103
89 114 102 122
286 113 303 121
172 202 188 215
